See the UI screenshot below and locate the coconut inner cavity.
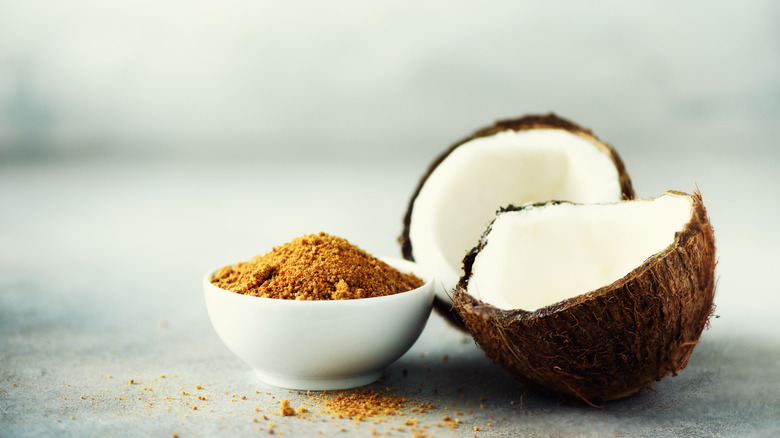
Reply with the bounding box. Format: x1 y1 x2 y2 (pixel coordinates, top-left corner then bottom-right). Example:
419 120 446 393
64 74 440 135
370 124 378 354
409 129 624 300
466 194 693 311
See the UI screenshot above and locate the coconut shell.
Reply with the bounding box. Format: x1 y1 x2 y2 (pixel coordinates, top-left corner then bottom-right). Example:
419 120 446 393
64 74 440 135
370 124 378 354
453 191 717 403
400 113 636 327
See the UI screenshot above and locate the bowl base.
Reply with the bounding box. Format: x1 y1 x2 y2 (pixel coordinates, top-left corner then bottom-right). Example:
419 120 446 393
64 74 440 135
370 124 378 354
254 370 383 391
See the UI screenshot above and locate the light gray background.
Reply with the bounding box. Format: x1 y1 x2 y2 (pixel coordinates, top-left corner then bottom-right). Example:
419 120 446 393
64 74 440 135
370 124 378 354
2 1 779 437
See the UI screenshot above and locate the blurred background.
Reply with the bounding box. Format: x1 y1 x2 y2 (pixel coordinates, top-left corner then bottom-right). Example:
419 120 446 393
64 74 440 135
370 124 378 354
2 0 779 332
2 0 779 318
2 0 778 163
2 1 779 434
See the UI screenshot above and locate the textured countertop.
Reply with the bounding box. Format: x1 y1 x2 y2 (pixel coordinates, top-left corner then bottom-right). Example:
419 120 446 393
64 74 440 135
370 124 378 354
1 156 778 437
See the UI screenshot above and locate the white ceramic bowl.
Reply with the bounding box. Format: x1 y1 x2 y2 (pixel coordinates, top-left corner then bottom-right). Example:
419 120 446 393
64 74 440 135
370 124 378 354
204 257 434 390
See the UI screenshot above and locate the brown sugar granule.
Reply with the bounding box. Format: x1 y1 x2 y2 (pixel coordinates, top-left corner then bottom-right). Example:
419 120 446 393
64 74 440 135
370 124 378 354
305 387 412 419
210 232 423 300
280 399 296 416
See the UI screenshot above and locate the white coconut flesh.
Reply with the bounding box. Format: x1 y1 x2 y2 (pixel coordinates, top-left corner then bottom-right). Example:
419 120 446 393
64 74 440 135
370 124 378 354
466 194 693 311
409 129 625 303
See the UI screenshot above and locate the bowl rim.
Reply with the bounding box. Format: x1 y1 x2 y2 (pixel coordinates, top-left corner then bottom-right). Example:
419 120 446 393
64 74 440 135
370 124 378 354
203 256 433 306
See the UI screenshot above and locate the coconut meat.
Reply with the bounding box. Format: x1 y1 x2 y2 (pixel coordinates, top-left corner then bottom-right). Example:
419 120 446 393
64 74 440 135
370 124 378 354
409 129 624 302
466 194 693 311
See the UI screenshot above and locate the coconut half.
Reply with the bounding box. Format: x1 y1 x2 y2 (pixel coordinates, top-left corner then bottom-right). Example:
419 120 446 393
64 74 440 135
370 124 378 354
453 191 716 403
400 114 635 321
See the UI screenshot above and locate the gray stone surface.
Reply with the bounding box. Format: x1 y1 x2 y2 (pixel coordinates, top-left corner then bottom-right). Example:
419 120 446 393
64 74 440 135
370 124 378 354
1 156 779 437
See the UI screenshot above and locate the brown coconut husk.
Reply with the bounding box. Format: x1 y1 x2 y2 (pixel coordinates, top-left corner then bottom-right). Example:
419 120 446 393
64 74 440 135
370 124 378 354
400 113 635 328
453 190 717 403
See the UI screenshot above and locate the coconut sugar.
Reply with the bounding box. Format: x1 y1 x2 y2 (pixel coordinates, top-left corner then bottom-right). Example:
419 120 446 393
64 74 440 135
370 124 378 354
304 387 411 419
210 232 423 300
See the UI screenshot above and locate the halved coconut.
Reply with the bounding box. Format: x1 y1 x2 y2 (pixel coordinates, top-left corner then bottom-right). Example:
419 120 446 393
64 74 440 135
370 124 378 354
453 191 716 403
400 114 635 322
